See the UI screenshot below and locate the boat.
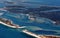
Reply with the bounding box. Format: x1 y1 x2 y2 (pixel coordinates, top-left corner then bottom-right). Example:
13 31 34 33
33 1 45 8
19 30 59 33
0 18 26 28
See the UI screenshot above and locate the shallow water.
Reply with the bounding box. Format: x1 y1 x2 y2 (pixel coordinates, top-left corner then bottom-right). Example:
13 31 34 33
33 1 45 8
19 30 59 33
0 24 35 38
0 1 60 38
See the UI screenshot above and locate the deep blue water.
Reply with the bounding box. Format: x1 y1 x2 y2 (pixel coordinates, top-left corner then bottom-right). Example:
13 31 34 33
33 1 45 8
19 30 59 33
32 30 58 35
23 0 60 6
0 13 35 38
17 0 60 8
1 12 60 31
1 0 60 8
0 0 60 38
0 24 35 38
0 12 60 38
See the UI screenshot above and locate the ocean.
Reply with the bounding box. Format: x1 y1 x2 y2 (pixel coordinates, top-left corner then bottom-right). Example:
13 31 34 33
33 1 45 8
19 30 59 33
0 0 60 38
0 24 35 38
0 3 35 38
0 11 60 38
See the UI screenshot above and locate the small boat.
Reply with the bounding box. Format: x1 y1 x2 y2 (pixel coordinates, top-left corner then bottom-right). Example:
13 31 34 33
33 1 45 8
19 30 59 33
0 18 26 28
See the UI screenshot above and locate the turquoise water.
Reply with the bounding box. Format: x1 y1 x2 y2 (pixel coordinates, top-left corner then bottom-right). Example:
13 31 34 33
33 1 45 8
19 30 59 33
0 1 60 38
0 12 60 38
0 24 35 38
1 12 60 31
